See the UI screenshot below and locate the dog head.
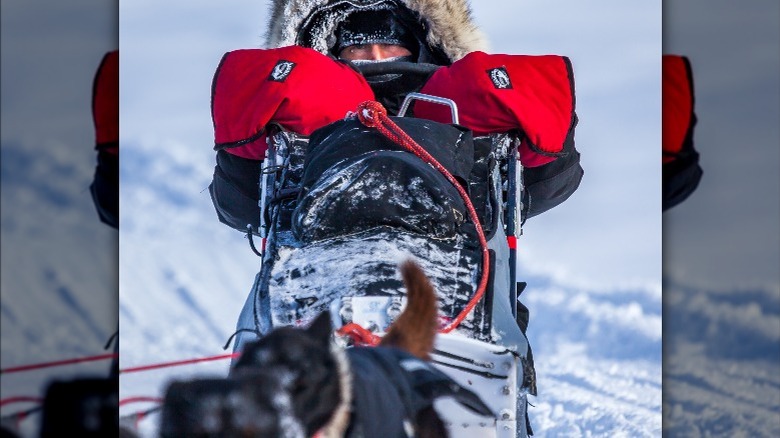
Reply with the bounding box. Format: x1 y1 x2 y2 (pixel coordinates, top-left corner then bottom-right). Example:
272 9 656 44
230 312 345 437
160 313 342 438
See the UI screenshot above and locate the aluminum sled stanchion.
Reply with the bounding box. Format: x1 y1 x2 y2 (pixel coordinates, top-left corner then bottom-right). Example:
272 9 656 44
258 147 270 248
505 145 524 318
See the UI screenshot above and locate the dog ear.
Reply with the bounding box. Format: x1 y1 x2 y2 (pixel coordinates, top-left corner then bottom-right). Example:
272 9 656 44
306 312 333 346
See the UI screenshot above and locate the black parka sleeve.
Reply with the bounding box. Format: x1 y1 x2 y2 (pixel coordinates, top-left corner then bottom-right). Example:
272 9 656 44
521 114 583 221
208 150 263 233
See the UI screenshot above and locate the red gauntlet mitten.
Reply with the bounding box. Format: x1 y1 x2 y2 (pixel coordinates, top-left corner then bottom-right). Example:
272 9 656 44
93 50 118 155
211 46 375 159
91 50 119 228
662 55 701 210
662 55 694 163
416 51 576 167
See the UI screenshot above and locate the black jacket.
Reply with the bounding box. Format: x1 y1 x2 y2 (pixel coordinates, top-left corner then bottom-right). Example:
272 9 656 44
344 347 492 437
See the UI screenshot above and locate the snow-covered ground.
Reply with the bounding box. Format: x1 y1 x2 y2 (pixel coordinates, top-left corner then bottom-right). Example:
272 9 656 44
663 279 780 436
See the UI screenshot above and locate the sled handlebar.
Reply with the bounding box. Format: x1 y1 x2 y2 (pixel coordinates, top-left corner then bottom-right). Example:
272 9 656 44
397 92 459 125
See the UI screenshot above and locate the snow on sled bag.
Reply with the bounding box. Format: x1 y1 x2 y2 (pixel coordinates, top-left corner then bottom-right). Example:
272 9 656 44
226 96 534 437
255 115 496 337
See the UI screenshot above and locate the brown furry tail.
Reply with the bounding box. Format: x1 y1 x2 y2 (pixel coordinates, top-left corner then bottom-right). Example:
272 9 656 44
379 260 439 360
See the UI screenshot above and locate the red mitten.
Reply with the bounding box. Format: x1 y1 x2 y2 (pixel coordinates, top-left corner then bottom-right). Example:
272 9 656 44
416 51 576 167
93 50 118 155
662 55 694 164
211 46 375 159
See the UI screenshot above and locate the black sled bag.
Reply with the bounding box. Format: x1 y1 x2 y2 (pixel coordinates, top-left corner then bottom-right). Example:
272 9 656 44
251 117 498 339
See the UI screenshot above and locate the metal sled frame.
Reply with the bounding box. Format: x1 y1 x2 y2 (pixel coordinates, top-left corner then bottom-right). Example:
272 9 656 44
254 94 528 436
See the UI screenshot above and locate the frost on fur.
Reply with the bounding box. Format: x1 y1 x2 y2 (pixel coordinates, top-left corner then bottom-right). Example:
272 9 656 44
264 0 489 62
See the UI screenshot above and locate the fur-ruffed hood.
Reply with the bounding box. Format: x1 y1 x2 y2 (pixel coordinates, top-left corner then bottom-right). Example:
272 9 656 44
264 0 488 63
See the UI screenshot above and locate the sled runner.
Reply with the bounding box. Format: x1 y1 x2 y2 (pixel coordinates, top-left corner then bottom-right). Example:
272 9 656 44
229 92 534 437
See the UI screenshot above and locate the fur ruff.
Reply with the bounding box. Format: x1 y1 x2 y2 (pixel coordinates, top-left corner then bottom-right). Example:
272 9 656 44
265 0 488 62
317 344 353 437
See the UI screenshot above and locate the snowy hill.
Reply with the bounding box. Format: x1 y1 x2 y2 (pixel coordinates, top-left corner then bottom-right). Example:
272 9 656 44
663 278 780 436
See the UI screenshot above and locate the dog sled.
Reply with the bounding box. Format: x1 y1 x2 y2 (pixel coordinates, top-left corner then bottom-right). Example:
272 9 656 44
229 88 536 436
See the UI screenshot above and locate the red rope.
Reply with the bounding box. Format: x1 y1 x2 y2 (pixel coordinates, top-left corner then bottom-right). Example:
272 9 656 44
0 396 42 408
119 352 239 374
336 323 382 346
354 101 491 335
0 353 117 375
119 402 164 431
119 396 163 407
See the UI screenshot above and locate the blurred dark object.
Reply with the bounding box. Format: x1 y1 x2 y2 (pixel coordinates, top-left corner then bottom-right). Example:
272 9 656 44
0 424 20 438
662 55 702 211
90 50 119 228
38 377 118 437
159 373 284 437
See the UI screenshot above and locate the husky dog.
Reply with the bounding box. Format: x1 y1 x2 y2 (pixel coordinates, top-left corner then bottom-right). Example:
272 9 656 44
160 261 492 437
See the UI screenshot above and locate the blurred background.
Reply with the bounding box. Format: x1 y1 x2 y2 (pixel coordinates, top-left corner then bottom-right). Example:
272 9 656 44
662 0 780 435
1 0 118 436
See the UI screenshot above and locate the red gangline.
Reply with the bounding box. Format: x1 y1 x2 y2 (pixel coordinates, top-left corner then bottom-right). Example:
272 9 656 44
0 396 43 408
0 353 117 375
119 352 239 374
119 396 163 407
349 100 491 337
1 349 238 377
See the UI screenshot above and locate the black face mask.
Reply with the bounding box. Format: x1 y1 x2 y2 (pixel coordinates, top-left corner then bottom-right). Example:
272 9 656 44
348 55 414 83
346 56 439 116
360 64 434 116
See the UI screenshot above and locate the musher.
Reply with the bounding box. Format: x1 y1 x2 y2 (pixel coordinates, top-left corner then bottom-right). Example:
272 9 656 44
207 1 584 436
